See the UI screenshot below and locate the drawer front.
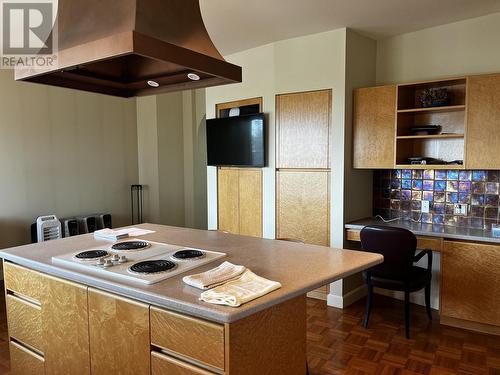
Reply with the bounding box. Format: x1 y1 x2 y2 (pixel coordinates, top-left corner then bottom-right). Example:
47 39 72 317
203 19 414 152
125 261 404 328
9 341 45 375
150 307 224 371
151 352 216 375
6 295 43 351
345 230 443 252
4 262 42 301
416 236 442 252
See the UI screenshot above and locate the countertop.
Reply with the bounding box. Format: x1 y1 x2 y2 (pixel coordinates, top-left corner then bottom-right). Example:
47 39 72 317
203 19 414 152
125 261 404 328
345 218 500 244
0 224 383 324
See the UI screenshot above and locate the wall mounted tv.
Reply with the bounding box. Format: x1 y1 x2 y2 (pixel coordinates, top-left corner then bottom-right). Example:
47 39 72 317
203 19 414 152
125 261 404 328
206 113 266 167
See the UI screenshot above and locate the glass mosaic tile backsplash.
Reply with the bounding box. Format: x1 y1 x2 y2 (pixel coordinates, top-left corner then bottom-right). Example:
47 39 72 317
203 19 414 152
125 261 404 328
373 170 500 230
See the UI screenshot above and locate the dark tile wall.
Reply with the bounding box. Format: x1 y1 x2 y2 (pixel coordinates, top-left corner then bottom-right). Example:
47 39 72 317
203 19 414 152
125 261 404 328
373 169 500 230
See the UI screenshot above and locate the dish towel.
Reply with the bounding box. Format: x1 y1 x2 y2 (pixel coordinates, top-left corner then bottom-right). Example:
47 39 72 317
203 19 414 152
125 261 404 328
182 261 246 290
199 269 282 307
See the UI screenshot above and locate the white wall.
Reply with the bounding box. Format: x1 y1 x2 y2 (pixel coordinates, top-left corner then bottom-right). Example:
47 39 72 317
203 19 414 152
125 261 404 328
0 70 138 249
206 30 348 244
377 11 500 84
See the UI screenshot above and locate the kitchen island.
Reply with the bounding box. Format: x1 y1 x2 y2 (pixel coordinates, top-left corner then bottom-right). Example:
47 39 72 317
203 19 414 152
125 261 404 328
0 224 383 375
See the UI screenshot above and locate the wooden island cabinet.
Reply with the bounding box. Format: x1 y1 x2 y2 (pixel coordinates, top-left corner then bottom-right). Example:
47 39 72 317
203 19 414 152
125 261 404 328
3 261 309 375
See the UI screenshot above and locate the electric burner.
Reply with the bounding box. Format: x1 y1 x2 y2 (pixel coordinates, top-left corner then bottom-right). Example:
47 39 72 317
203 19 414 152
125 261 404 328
172 249 205 261
128 260 176 274
74 250 109 261
111 241 150 252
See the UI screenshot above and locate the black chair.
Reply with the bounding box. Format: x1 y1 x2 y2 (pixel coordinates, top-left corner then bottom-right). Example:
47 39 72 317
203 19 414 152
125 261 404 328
360 225 433 339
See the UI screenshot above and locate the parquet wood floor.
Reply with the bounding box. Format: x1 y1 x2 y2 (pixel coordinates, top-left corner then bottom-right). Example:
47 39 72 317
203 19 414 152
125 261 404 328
1 292 500 374
307 297 500 375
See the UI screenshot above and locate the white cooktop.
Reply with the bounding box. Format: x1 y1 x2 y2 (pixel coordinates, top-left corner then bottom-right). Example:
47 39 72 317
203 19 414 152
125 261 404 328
51 239 226 285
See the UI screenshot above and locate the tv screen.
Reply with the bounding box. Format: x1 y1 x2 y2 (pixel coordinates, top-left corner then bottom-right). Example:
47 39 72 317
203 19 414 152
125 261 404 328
206 113 266 167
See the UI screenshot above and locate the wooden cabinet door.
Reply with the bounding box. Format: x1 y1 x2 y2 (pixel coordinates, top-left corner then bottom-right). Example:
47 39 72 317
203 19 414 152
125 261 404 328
217 168 240 234
42 275 90 375
238 169 262 237
441 241 500 326
276 90 331 169
88 288 150 375
276 170 330 246
466 74 500 169
353 85 396 169
218 168 262 237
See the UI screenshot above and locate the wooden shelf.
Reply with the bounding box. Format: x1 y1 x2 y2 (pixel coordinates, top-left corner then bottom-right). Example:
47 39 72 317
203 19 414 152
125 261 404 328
397 105 466 114
395 164 464 170
396 134 464 140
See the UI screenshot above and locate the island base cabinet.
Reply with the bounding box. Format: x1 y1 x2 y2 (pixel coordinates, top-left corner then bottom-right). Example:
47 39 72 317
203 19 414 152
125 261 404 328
88 288 150 375
224 295 307 375
441 241 500 334
4 262 310 375
42 275 90 375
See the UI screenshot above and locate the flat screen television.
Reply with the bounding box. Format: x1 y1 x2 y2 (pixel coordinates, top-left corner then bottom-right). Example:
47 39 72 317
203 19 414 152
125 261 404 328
206 113 266 167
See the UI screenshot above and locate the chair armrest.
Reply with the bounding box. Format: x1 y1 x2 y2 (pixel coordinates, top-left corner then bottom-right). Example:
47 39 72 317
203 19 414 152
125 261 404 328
414 249 433 272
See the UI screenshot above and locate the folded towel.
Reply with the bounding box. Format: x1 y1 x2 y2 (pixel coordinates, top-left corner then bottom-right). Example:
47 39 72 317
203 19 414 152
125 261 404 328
183 261 246 290
199 269 282 307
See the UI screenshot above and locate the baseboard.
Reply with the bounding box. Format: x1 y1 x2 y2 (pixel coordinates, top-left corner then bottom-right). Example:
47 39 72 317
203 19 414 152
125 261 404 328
327 284 367 309
374 288 440 310
441 315 500 336
307 291 327 301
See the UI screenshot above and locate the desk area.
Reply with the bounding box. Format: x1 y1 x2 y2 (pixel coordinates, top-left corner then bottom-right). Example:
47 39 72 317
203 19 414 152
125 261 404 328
345 218 500 336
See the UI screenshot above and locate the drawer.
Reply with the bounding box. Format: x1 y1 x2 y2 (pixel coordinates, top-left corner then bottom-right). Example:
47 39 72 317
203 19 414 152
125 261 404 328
9 341 45 375
416 236 442 252
4 262 42 301
151 352 216 375
345 230 443 252
150 307 224 371
6 295 44 352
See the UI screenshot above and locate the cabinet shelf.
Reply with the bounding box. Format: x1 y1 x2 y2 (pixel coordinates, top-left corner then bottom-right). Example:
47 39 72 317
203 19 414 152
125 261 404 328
396 134 464 140
395 164 464 170
397 105 466 114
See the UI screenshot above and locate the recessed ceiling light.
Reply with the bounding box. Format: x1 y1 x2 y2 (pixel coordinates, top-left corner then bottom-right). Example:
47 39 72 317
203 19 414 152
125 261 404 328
187 73 200 81
147 80 160 88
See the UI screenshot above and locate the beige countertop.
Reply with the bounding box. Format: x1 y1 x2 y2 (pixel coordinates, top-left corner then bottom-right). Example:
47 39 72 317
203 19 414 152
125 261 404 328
0 224 383 323
346 217 500 244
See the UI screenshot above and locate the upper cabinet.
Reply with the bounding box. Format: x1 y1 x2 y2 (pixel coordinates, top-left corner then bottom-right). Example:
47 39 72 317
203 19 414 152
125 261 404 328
465 74 500 170
353 74 500 170
276 90 331 169
353 85 396 169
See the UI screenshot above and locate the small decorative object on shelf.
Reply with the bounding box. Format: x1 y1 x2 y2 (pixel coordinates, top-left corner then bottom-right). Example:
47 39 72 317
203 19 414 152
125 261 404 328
406 157 463 165
418 88 449 108
410 125 442 135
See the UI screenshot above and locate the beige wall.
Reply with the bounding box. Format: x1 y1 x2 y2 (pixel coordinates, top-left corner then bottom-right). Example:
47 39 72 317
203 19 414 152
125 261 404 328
137 90 207 230
0 70 138 248
377 11 500 84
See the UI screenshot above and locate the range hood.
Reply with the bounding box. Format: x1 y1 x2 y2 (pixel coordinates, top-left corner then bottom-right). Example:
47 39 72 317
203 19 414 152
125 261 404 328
15 0 242 97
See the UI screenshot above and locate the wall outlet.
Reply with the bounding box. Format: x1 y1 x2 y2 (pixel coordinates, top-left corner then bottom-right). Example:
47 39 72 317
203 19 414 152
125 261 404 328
454 203 468 216
421 200 430 213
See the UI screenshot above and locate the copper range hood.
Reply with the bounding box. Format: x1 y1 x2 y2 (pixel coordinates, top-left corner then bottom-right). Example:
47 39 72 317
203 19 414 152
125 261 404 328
15 0 242 97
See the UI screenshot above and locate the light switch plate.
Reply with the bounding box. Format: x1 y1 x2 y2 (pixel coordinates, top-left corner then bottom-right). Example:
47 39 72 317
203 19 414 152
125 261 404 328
421 200 430 213
454 203 468 216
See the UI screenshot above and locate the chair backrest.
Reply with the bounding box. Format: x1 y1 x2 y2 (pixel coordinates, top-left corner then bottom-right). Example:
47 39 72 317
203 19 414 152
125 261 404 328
360 225 417 280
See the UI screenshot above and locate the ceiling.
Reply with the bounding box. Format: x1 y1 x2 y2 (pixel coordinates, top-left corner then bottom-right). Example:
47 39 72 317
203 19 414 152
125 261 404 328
200 0 500 55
